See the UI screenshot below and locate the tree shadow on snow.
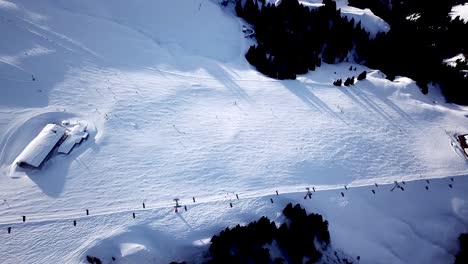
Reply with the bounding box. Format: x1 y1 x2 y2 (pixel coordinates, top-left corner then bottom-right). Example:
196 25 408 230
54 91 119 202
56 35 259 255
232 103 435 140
281 80 349 126
203 62 253 104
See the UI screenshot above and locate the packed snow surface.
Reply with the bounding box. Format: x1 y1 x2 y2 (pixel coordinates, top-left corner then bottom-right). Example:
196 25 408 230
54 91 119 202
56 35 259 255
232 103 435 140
0 0 467 263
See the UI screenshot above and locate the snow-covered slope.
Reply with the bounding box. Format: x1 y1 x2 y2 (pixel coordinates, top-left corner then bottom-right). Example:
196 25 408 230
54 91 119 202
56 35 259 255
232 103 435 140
2 177 468 263
339 5 390 36
0 0 467 263
267 0 390 36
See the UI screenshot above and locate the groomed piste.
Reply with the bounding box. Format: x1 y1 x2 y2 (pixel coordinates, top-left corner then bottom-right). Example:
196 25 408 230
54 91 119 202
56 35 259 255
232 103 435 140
0 0 467 263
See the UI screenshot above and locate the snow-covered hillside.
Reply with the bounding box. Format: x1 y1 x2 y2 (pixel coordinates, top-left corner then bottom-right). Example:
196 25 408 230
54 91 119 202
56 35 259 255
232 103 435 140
0 0 467 263
267 0 390 36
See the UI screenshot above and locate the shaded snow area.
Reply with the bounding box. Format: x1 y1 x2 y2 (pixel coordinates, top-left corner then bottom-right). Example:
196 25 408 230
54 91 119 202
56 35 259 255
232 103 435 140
452 3 468 22
0 0 467 263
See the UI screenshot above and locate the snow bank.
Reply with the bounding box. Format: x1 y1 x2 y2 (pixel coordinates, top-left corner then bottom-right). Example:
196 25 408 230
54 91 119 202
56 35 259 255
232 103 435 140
444 53 466 67
451 4 468 22
54 0 241 62
298 1 324 9
83 226 182 263
0 0 17 11
14 124 66 168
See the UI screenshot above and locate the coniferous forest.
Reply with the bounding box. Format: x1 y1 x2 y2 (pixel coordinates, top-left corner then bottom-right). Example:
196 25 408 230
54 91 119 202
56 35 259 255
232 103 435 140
235 0 468 105
206 203 342 264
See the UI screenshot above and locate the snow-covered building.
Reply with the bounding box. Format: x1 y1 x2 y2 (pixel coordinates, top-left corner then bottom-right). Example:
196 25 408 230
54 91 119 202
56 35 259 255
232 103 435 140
58 125 89 155
15 124 67 168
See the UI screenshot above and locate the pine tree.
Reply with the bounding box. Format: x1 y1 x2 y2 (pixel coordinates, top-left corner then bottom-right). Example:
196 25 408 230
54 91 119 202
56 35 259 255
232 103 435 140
344 77 353 86
235 0 243 17
357 71 367 80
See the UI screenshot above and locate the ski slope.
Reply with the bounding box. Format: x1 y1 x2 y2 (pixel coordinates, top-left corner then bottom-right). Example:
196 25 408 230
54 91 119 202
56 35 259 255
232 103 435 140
0 0 467 263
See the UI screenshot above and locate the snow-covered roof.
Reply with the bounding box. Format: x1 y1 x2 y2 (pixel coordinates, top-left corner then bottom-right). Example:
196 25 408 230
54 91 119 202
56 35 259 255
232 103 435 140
15 124 66 168
58 131 88 154
58 121 88 154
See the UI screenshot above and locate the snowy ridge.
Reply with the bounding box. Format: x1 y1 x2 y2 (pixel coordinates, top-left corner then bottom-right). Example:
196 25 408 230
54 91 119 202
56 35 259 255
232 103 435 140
267 0 390 36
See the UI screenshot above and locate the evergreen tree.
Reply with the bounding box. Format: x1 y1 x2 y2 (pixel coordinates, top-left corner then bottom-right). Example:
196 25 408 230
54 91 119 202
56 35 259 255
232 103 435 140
357 71 366 80
235 0 243 17
333 79 342 86
455 233 468 264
